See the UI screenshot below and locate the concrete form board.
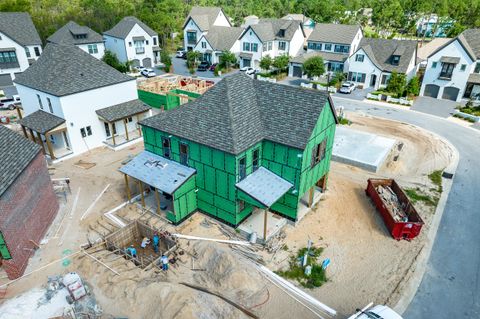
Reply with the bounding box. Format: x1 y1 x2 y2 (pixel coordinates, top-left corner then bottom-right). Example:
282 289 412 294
237 209 288 242
332 126 396 172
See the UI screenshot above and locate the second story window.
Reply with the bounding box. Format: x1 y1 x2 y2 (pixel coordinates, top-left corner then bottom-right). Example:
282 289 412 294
34 47 40 57
311 139 327 167
278 41 286 51
439 63 455 80
187 31 197 45
334 44 349 53
432 61 437 68
243 42 250 51
324 43 332 51
180 143 188 166
37 94 43 109
391 55 400 66
460 64 467 71
201 41 206 49
162 137 171 159
239 156 246 181
135 41 145 54
88 44 98 54
253 149 259 172
0 51 19 68
153 37 157 46
268 41 272 51
474 62 480 73
47 97 53 113
25 47 31 58
355 54 364 62
252 43 258 52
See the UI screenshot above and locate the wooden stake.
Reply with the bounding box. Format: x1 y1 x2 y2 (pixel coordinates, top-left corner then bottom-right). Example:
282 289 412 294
124 174 131 201
28 128 36 143
138 180 145 207
263 209 268 243
308 187 314 207
45 134 56 160
123 119 129 141
36 131 45 154
155 188 161 214
16 106 22 119
21 125 28 138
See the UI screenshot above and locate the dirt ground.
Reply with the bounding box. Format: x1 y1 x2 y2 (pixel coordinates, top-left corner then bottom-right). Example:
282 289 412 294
0 113 455 319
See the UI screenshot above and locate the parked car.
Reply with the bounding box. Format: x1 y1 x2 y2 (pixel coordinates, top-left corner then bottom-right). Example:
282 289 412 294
347 304 402 319
175 50 185 58
197 61 211 71
134 66 146 72
209 63 218 71
339 81 356 94
0 95 20 110
141 68 156 78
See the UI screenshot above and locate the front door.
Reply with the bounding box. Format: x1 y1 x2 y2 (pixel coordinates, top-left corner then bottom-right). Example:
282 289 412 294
370 74 377 87
62 131 70 149
104 122 116 137
243 59 251 68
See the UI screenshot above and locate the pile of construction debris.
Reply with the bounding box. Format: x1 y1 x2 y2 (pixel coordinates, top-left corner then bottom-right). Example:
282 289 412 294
376 185 409 222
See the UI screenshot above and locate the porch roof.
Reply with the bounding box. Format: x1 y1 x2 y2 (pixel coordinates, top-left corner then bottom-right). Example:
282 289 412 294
119 150 196 194
96 99 150 122
235 167 293 207
468 73 480 84
132 36 146 41
18 110 65 134
239 52 253 59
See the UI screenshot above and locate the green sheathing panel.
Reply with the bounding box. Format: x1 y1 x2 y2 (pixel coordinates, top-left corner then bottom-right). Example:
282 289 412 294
138 89 167 109
0 231 11 260
298 102 337 199
170 175 197 223
166 89 202 110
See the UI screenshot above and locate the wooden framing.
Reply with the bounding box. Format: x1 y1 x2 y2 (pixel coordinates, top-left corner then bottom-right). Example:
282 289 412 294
45 133 56 160
28 128 36 143
263 209 268 242
138 180 145 208
154 188 161 214
123 119 129 141
36 131 45 154
124 174 131 201
109 122 116 146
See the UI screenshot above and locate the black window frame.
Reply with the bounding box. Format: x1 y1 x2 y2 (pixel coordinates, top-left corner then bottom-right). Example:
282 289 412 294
311 139 327 168
439 62 455 79
162 137 171 159
252 149 259 172
37 94 43 109
475 63 480 73
47 97 53 113
180 143 189 166
238 200 245 212
391 55 400 65
153 37 157 46
34 47 40 57
239 156 246 181
187 31 197 44
86 126 92 136
355 54 364 62
278 41 286 51
80 128 86 138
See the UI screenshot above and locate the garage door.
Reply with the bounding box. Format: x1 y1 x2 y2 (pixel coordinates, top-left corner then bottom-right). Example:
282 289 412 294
424 84 440 98
442 86 460 101
142 58 152 67
0 74 13 87
293 66 303 77
131 59 140 67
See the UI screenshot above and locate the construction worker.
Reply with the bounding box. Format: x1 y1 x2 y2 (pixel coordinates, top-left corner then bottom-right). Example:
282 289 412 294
141 237 150 249
126 245 137 258
153 233 160 254
161 254 169 271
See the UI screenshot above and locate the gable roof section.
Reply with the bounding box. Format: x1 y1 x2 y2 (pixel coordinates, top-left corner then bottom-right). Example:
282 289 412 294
140 73 337 155
96 99 151 122
202 26 243 51
14 43 133 96
308 23 361 45
243 19 303 42
0 125 41 197
427 29 480 61
0 12 42 46
183 6 230 31
47 21 103 45
103 16 157 39
291 51 348 64
18 110 65 134
357 38 417 73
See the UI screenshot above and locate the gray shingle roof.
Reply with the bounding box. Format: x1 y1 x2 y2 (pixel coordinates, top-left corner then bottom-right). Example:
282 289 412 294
18 110 65 134
0 125 41 197
103 16 157 39
140 72 337 155
0 12 42 46
308 23 361 45
291 51 347 64
428 29 480 61
96 99 151 122
357 38 417 73
246 19 303 42
184 6 227 32
203 26 243 51
14 43 133 96
47 21 103 45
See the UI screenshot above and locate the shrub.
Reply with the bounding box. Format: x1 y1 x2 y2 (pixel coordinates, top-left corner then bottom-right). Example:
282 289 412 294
406 76 420 96
259 55 272 71
160 51 172 72
218 50 237 70
303 56 325 79
386 71 407 97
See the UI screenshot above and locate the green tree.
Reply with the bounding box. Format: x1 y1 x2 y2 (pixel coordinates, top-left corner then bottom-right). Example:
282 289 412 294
259 55 273 71
272 54 289 74
386 71 407 97
102 50 129 73
160 50 172 72
406 76 420 96
186 51 202 68
302 56 325 79
219 51 237 70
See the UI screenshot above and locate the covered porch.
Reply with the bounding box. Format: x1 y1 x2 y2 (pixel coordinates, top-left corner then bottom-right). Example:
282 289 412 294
96 99 151 149
236 167 293 243
119 151 196 224
18 110 73 161
463 73 480 101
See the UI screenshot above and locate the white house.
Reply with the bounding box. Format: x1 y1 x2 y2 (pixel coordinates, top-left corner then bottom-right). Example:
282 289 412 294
183 6 231 52
420 29 480 102
0 12 42 85
193 26 243 64
103 16 160 68
346 38 417 89
47 21 105 60
282 14 315 39
288 23 363 77
14 44 151 161
238 19 305 69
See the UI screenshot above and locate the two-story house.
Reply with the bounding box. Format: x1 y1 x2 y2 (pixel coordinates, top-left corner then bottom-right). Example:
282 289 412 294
0 12 42 85
183 6 231 52
47 21 105 60
193 26 243 64
120 73 338 234
14 44 151 161
103 16 160 68
238 19 305 69
282 14 315 39
288 23 362 78
420 29 480 102
346 38 417 89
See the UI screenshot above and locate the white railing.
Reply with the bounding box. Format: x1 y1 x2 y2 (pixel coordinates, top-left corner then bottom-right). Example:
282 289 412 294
367 93 381 100
454 110 480 122
257 75 276 83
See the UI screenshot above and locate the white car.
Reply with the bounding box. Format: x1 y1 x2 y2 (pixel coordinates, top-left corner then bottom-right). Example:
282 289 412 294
339 81 356 94
347 304 402 319
0 95 21 110
240 67 257 75
175 50 185 58
141 68 156 78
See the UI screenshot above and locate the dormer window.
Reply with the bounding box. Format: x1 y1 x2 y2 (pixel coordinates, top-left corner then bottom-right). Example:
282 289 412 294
391 55 400 65
74 34 87 39
279 29 286 37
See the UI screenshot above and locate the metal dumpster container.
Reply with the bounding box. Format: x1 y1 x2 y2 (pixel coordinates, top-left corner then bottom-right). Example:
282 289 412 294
366 178 424 240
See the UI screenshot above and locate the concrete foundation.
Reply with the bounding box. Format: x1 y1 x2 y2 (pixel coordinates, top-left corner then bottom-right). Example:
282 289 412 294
332 126 397 172
237 209 287 243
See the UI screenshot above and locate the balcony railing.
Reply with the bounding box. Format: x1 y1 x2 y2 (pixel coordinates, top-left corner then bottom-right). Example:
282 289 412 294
438 72 453 80
135 47 145 54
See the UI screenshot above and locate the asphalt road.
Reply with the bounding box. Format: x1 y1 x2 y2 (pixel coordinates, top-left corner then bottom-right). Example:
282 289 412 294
332 96 480 319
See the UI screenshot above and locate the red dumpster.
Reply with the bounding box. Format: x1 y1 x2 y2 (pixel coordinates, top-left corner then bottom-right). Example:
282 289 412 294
365 178 424 241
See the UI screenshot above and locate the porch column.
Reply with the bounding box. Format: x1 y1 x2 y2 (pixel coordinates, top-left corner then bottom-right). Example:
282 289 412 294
28 128 36 143
20 125 28 138
154 188 161 214
136 114 142 136
308 186 314 207
45 133 56 160
109 122 116 146
137 180 145 208
263 209 268 243
36 131 46 154
124 174 131 201
123 118 129 141
16 107 23 119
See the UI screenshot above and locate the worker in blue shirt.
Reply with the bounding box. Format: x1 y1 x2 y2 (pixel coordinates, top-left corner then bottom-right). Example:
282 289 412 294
161 254 169 271
126 245 137 259
153 233 160 254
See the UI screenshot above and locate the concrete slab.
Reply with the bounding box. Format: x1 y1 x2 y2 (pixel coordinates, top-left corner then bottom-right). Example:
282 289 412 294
237 209 287 243
332 126 397 172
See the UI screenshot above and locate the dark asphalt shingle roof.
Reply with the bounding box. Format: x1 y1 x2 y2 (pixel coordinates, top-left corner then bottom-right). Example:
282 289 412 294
357 38 417 73
18 110 65 134
428 29 480 61
184 7 227 31
47 21 103 45
0 12 42 46
246 19 303 42
96 99 151 122
291 51 347 64
14 43 133 96
141 73 336 154
103 16 157 39
0 125 41 197
202 26 243 51
308 23 361 45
